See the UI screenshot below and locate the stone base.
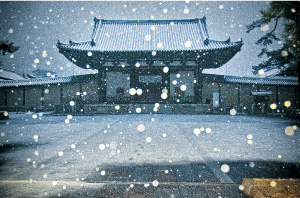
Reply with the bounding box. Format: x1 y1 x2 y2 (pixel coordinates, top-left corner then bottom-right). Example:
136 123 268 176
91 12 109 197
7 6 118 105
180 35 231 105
84 104 211 115
242 178 300 198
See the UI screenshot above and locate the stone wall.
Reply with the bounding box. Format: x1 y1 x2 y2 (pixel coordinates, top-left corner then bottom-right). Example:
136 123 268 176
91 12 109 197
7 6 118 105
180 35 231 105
0 89 5 106
0 74 297 114
202 82 219 104
6 87 24 106
81 81 100 104
220 83 239 106
43 85 62 106
25 86 43 106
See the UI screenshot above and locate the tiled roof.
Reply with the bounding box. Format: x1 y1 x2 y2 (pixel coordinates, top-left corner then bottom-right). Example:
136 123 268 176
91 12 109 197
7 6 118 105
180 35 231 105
0 68 25 81
0 73 297 88
57 18 242 52
0 74 98 88
225 76 298 86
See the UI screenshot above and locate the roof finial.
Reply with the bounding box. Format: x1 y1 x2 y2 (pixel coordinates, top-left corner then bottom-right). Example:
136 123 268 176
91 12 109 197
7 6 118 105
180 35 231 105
91 39 96 47
204 38 209 45
225 37 231 43
57 40 61 45
69 40 73 45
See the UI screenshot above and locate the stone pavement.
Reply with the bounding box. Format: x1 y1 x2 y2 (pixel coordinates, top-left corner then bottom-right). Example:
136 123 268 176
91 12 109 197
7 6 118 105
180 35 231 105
81 161 299 198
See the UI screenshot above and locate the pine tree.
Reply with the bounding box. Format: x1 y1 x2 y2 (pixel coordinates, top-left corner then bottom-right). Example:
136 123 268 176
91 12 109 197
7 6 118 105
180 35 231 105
0 40 20 56
246 1 300 106
0 40 20 66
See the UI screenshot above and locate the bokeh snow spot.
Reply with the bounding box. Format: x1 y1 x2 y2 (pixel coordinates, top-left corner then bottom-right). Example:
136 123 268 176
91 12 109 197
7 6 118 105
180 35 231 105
100 170 106 176
249 162 255 168
69 101 75 106
247 134 253 140
137 88 143 96
58 152 63 157
137 124 145 132
145 35 151 41
278 154 282 159
180 85 187 91
193 128 201 136
185 41 192 48
205 128 212 133
281 50 288 57
183 8 190 14
285 126 294 136
284 101 291 108
146 137 152 143
99 144 106 150
239 185 244 191
161 93 168 99
129 88 136 95
163 66 169 73
230 109 237 115
260 24 269 31
258 69 264 75
270 180 277 187
270 103 277 110
221 164 230 173
152 180 159 187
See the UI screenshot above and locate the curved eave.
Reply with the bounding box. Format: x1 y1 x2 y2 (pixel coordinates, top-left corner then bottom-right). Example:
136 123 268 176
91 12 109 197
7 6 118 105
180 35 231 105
57 42 242 54
57 42 243 70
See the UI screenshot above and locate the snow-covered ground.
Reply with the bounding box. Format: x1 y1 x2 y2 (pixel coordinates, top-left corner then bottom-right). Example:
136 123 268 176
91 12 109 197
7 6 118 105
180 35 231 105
0 113 299 197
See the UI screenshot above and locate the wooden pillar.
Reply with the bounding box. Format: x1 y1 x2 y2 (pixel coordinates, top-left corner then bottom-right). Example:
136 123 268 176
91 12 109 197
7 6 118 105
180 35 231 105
5 88 8 106
238 85 241 106
162 67 170 104
276 86 279 105
23 87 26 106
98 69 107 103
60 85 63 104
128 58 137 104
41 86 44 106
194 67 203 103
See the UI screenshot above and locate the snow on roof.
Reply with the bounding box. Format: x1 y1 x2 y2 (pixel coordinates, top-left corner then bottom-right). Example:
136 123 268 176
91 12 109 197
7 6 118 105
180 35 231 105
57 18 242 52
225 75 298 86
0 68 25 81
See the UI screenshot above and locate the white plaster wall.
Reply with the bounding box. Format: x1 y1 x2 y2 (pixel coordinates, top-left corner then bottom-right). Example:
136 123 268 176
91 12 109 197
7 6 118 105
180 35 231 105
106 72 130 96
170 71 195 97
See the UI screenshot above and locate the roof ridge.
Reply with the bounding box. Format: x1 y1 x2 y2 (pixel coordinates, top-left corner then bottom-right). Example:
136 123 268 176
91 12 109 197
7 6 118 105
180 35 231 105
94 18 206 24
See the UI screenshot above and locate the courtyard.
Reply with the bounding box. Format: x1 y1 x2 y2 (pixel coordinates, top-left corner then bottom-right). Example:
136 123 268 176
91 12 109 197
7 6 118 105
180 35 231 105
0 113 299 197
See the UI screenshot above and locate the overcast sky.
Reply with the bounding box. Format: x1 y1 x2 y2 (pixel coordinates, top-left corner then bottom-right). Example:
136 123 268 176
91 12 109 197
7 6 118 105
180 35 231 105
0 1 284 77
